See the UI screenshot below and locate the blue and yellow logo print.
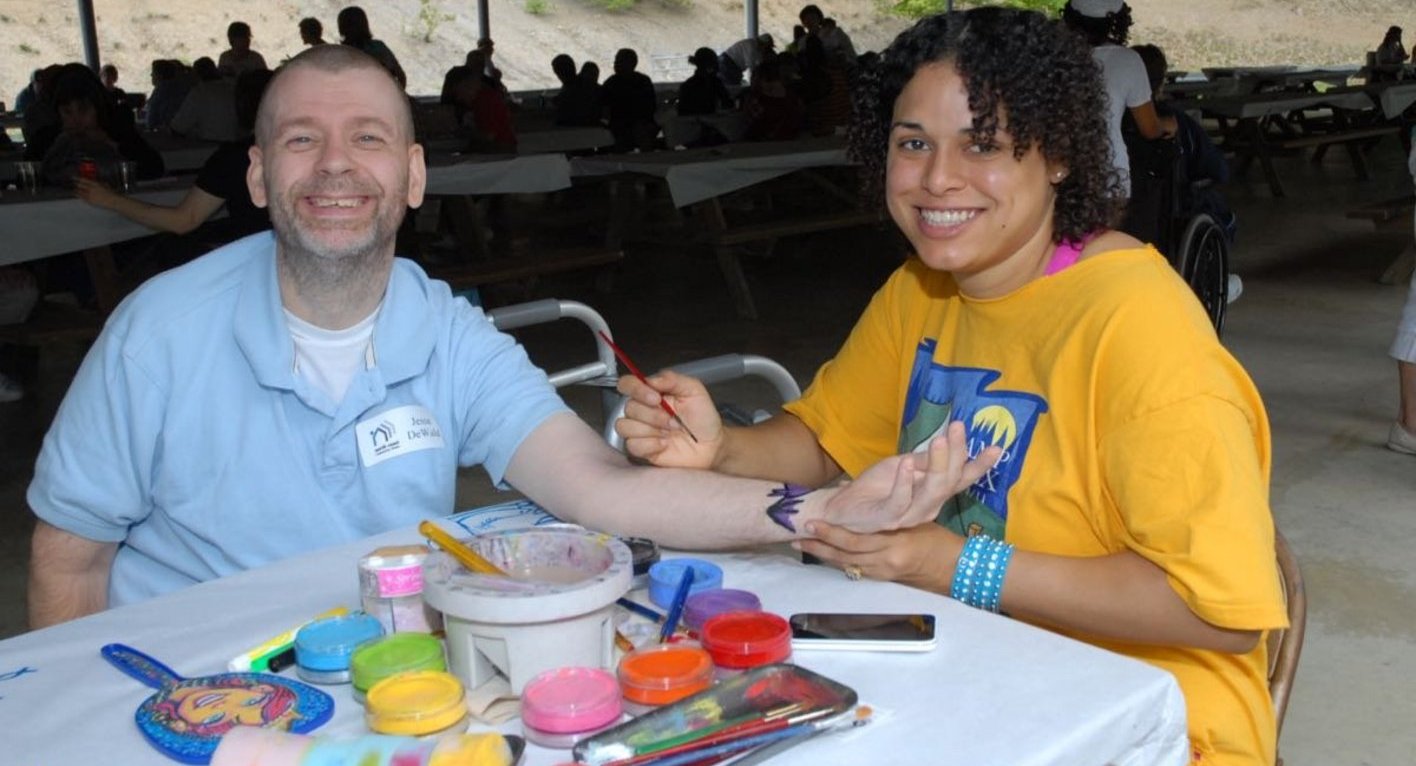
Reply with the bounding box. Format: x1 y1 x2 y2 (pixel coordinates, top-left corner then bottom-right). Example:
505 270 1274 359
899 340 1048 539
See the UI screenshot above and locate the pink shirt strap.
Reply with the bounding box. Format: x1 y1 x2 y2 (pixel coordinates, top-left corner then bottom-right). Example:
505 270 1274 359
1044 233 1099 276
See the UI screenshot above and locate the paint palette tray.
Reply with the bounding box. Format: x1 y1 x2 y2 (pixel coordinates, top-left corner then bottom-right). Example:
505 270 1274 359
572 663 857 765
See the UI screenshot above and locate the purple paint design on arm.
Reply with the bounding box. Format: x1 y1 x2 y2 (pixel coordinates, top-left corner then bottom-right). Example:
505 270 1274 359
766 483 810 532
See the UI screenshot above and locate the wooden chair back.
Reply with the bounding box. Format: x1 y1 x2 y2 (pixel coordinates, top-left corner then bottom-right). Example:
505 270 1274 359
1267 528 1306 747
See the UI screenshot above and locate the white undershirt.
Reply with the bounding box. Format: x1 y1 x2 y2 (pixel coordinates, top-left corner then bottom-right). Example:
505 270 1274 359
285 305 380 404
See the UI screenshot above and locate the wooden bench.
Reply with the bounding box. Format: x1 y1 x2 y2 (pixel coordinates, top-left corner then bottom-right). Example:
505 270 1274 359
1347 194 1415 284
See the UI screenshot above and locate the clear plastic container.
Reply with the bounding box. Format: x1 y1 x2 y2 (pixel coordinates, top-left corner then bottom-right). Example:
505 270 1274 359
520 667 624 749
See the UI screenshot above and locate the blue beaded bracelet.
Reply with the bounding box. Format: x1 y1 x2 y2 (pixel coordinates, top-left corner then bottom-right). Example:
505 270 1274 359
950 534 1015 614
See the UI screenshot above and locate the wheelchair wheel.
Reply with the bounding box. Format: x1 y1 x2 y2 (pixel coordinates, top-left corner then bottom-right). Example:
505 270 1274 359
1175 213 1229 335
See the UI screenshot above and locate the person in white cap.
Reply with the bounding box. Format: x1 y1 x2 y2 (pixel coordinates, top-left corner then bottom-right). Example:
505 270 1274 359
1061 0 1174 200
720 33 775 86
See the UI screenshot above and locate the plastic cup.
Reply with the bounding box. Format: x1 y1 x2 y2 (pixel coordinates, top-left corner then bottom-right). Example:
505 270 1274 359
117 160 137 192
16 161 39 193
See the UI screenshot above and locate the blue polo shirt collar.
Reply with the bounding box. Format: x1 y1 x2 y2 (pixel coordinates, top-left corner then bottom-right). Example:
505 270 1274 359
233 233 437 394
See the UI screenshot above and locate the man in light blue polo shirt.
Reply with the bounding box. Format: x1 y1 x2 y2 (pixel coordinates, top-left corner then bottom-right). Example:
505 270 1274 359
27 45 998 629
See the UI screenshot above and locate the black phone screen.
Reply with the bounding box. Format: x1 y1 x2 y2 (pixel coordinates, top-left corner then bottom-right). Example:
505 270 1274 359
789 613 936 641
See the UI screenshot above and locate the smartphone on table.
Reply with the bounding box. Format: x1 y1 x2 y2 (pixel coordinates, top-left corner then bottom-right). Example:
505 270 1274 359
788 612 937 652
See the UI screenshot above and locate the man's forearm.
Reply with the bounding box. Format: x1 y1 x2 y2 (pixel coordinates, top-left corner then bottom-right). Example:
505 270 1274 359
27 521 116 630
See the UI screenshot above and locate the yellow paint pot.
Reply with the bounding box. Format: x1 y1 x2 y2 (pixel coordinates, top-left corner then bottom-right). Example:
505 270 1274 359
365 670 469 737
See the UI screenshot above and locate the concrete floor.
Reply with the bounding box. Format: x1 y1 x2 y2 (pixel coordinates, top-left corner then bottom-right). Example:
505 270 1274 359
2 138 1414 764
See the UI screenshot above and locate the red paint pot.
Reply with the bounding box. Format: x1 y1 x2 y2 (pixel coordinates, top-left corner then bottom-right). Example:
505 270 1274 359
699 611 791 674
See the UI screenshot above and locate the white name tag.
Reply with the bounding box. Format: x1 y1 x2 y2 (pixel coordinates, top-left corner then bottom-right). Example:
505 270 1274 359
357 405 447 468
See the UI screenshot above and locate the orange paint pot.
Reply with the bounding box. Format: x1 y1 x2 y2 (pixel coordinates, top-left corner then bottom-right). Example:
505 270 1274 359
616 644 714 711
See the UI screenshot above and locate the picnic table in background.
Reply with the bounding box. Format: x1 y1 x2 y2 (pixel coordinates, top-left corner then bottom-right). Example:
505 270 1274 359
571 137 883 319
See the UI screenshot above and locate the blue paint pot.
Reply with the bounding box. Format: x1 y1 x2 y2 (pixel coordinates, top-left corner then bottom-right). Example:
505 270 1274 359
647 558 723 610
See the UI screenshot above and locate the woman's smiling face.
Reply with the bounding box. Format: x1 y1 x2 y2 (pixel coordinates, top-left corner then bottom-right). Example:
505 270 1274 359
886 61 1066 297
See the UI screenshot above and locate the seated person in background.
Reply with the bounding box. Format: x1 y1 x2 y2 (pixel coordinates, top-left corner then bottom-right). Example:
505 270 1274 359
299 17 327 47
27 44 973 628
39 64 163 186
100 64 127 108
742 56 805 141
818 17 857 66
719 33 774 86
145 59 192 131
616 10 1286 764
218 21 269 76
602 48 659 152
796 36 850 136
440 62 517 153
76 69 275 255
20 65 62 146
14 68 41 114
1376 25 1408 65
170 57 240 142
1374 25 1409 82
677 47 734 116
580 61 600 87
1132 43 1236 243
472 38 505 89
551 53 601 127
338 5 407 88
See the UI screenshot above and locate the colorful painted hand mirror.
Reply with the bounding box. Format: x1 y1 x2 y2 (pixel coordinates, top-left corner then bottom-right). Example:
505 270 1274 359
101 643 335 764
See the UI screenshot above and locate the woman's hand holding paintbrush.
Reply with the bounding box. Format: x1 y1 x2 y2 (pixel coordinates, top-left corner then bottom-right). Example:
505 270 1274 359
610 363 727 470
598 331 701 445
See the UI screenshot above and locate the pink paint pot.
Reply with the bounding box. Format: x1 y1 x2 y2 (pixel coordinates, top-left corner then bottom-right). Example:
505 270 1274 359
520 667 624 749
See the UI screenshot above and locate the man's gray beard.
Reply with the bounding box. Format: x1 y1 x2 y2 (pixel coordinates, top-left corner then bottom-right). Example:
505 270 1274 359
272 213 395 302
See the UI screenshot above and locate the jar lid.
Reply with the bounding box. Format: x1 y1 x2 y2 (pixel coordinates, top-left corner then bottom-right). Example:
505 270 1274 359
700 612 792 669
351 633 447 692
365 670 467 736
294 613 385 672
520 667 622 734
683 589 762 632
616 644 714 705
647 559 724 610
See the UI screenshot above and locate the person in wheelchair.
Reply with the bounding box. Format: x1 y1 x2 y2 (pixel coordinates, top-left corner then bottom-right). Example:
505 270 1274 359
1132 43 1236 246
1119 44 1237 330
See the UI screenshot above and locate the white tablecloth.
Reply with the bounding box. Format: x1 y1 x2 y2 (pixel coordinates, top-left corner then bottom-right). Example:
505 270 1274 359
0 181 191 266
1195 88 1377 119
571 137 850 208
1376 83 1416 119
424 153 572 196
0 514 1190 766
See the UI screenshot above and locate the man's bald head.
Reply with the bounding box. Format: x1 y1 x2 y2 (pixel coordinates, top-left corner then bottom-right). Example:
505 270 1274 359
256 45 413 147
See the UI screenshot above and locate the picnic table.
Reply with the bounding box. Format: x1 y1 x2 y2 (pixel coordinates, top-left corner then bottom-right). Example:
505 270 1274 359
571 137 881 319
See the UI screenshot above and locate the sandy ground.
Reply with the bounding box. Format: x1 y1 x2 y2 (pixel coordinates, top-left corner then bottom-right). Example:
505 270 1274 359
1 0 1410 109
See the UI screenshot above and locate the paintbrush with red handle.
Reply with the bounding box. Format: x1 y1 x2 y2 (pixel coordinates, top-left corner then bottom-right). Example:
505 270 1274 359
598 330 699 443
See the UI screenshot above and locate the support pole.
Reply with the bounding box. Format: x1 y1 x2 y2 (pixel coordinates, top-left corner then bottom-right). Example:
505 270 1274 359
76 0 100 72
745 0 758 38
477 0 491 42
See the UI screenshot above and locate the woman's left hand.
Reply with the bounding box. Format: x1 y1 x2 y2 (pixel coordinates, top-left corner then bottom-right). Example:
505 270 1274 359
797 520 963 591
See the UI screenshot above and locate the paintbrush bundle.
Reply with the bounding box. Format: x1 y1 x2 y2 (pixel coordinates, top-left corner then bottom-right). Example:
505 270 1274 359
573 664 865 766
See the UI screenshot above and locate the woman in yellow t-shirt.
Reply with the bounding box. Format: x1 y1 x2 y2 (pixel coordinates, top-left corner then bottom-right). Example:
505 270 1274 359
613 8 1287 765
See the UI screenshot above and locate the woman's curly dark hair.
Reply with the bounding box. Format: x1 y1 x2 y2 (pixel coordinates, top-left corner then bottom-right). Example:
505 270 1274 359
848 8 1121 243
